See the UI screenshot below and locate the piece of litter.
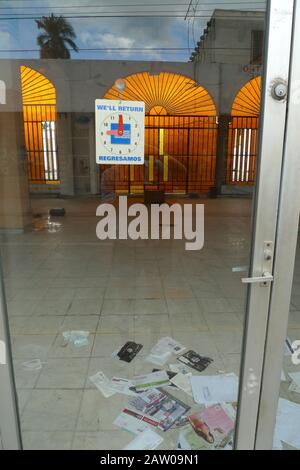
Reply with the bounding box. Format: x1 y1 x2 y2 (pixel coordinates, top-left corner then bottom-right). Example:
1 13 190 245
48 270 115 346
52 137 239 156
288 372 300 394
22 359 44 370
89 371 116 398
153 337 186 355
189 405 235 449
273 398 300 450
131 370 170 392
145 337 186 366
288 371 300 388
191 373 239 405
288 381 300 394
122 408 160 428
62 331 90 348
145 350 172 367
169 363 192 376
170 372 193 396
152 368 178 387
129 388 190 431
222 403 237 421
109 377 137 397
171 415 190 429
123 428 163 450
281 370 287 382
284 337 294 356
177 426 210 450
177 350 213 372
116 341 143 362
113 411 150 435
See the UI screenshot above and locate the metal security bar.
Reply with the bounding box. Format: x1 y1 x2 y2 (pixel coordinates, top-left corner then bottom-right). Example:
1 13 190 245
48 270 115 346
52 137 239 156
227 116 259 185
99 115 217 194
23 104 59 183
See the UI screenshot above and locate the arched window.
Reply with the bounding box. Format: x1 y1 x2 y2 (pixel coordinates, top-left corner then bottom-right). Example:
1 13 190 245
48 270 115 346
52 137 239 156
103 71 216 116
231 76 261 116
227 77 261 184
101 72 217 194
20 65 59 183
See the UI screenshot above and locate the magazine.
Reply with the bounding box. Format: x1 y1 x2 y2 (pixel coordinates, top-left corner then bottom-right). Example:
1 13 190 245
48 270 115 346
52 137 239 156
188 404 235 448
129 388 190 431
177 426 213 450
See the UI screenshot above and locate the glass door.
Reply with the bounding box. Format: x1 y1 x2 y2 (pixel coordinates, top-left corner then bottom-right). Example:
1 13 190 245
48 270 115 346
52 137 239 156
0 0 296 451
253 0 300 449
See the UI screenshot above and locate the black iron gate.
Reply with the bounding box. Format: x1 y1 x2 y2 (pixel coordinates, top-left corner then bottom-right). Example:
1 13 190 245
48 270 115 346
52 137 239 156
23 104 59 183
99 115 217 195
227 116 259 185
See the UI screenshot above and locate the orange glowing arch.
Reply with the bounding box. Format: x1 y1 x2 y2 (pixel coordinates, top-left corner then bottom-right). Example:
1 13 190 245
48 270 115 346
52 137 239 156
103 72 216 116
20 66 58 183
231 76 261 116
20 65 56 107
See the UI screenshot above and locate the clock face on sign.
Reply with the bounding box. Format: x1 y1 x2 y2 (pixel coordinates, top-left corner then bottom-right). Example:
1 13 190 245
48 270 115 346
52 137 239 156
100 113 141 155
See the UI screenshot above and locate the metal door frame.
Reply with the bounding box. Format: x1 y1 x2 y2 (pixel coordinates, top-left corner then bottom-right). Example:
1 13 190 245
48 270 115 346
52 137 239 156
234 0 295 450
255 0 300 449
0 259 22 450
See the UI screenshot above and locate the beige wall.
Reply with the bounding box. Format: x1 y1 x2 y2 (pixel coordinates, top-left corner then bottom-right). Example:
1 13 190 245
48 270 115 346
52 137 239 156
0 112 31 231
0 58 260 115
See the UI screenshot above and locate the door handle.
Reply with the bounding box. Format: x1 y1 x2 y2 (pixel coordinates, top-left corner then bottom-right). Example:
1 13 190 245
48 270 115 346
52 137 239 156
242 272 274 285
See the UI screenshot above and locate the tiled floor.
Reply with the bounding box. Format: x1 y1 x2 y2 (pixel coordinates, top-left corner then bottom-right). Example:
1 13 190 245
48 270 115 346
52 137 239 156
1 196 299 450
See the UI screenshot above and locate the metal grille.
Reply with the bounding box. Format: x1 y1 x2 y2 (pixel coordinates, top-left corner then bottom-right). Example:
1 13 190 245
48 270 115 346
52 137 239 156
99 115 218 194
227 116 259 184
23 104 59 183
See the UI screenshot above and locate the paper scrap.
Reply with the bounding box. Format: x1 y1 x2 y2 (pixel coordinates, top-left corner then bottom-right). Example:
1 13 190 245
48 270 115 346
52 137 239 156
22 359 44 370
62 330 89 347
288 381 300 394
89 371 116 398
284 337 294 356
89 372 138 398
131 370 170 392
145 337 186 366
113 411 150 435
281 370 287 382
145 351 172 367
109 377 137 397
190 373 239 405
170 372 193 396
152 368 178 387
288 371 300 388
169 363 192 376
273 398 300 450
123 428 163 450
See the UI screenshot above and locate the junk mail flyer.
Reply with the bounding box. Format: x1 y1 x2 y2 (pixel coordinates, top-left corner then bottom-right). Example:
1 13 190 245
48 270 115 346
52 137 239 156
95 99 145 165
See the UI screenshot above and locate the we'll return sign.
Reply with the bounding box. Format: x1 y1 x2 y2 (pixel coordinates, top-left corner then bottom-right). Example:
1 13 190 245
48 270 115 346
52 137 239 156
95 99 145 165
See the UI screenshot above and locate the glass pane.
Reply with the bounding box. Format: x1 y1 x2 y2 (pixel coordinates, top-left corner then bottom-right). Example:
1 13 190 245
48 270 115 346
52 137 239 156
272 242 300 450
0 0 267 450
